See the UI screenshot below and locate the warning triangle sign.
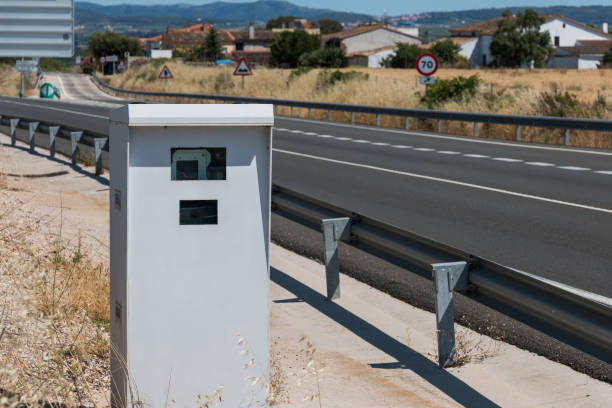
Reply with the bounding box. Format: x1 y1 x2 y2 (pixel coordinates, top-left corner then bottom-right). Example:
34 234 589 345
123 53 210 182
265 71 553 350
233 58 252 76
159 65 174 79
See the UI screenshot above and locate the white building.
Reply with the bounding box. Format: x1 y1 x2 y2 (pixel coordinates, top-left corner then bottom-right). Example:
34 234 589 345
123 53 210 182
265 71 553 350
323 23 421 67
445 14 611 68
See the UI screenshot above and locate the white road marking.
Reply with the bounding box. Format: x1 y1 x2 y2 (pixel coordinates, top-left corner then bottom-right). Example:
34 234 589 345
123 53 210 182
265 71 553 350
372 142 390 146
335 137 352 141
493 157 523 163
279 117 612 156
304 132 317 136
392 145 411 149
526 162 555 167
557 166 591 171
274 127 288 131
463 154 490 158
273 148 612 215
414 147 434 151
317 134 334 138
352 139 370 143
289 129 304 134
56 75 72 99
595 171 612 175
438 150 461 155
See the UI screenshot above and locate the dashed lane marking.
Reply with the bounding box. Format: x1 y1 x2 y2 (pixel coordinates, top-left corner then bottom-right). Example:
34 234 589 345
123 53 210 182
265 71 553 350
273 127 611 176
273 148 612 215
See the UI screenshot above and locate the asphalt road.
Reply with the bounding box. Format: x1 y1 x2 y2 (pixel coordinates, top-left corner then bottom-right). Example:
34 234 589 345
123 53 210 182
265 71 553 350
2 76 611 380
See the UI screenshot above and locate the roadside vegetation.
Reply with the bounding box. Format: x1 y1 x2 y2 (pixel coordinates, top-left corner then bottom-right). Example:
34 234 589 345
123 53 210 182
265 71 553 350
106 62 612 148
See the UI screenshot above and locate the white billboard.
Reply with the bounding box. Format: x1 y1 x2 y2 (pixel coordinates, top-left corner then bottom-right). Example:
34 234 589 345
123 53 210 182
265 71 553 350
0 0 74 58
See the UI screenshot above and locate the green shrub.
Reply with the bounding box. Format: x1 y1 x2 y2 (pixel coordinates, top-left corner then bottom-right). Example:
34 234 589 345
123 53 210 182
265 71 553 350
299 47 347 68
381 44 423 68
150 58 170 68
39 58 71 72
316 69 368 88
288 66 313 82
422 75 480 105
538 92 586 117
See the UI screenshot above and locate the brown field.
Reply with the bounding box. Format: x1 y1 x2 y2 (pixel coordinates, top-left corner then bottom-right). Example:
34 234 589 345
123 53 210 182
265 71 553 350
107 62 612 148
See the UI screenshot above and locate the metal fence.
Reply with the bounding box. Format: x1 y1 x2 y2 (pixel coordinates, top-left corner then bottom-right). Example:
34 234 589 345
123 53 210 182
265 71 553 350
1 99 611 369
91 73 612 146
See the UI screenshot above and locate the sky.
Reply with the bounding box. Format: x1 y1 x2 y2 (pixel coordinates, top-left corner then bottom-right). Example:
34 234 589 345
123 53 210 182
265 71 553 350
86 1 609 16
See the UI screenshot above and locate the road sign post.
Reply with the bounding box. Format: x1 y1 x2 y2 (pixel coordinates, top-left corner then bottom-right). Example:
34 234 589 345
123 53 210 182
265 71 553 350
233 58 253 90
158 65 174 91
416 53 439 107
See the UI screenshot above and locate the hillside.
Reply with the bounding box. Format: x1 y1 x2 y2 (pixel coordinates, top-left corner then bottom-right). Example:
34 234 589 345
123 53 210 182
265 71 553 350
404 5 612 28
76 1 372 23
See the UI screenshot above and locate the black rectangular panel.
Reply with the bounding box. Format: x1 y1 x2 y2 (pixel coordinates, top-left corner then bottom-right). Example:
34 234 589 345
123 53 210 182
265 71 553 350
179 200 218 225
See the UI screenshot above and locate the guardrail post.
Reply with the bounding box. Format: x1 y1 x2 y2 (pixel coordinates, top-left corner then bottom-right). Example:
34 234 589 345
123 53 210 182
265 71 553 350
437 120 442 134
351 112 355 124
564 129 571 146
274 105 278 116
28 122 39 152
9 119 19 146
405 117 410 130
308 108 312 120
473 122 479 137
321 217 351 300
94 138 106 175
515 125 521 142
70 131 83 165
48 126 59 158
290 106 294 117
376 114 381 127
432 261 469 368
328 110 332 121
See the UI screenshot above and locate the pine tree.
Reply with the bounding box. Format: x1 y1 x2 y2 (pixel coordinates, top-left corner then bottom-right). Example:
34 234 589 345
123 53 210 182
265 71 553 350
204 26 224 61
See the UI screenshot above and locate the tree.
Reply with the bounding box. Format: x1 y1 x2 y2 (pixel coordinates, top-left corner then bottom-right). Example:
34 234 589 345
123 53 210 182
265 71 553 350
88 31 143 59
299 47 346 68
319 19 343 35
204 26 224 61
381 43 423 68
490 9 553 68
270 30 320 68
430 39 460 64
267 16 298 30
602 48 612 67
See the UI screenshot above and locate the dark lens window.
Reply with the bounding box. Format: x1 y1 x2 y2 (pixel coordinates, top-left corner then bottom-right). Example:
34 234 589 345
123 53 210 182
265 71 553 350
176 160 198 180
180 200 218 225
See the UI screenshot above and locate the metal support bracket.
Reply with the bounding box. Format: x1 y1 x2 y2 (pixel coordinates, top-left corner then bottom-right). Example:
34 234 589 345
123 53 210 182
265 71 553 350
376 113 381 127
94 138 106 175
70 131 83 165
564 129 571 146
432 261 470 368
473 122 479 137
515 125 521 142
321 217 351 300
10 118 19 146
405 117 410 130
28 122 39 152
48 126 60 158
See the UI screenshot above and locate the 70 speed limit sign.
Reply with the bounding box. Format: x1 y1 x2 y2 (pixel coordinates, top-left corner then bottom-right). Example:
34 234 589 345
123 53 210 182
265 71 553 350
416 53 439 76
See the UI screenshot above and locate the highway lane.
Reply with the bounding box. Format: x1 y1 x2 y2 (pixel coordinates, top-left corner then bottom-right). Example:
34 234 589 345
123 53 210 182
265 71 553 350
2 94 611 298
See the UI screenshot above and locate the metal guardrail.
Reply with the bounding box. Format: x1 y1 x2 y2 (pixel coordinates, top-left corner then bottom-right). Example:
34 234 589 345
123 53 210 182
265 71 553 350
1 101 611 368
91 73 612 146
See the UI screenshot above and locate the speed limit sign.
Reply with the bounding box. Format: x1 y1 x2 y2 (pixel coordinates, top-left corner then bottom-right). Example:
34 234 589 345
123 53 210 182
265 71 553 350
416 53 439 76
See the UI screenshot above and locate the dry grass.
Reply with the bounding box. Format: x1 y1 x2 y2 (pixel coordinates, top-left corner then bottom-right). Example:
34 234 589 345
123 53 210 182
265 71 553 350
0 182 110 406
0 65 20 97
107 62 612 148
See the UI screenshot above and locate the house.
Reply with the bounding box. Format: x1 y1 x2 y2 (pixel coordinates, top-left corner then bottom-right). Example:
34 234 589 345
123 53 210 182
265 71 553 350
346 45 396 68
445 15 611 68
161 24 235 55
229 24 278 65
553 40 612 69
322 23 421 63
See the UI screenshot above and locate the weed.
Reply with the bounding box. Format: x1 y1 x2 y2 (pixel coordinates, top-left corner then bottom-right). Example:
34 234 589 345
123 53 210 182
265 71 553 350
316 69 368 89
